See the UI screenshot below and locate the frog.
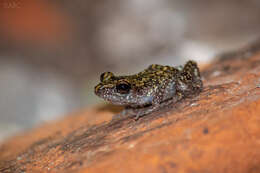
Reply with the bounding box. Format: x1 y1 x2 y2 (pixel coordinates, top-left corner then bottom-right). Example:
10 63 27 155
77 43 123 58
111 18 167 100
94 60 203 120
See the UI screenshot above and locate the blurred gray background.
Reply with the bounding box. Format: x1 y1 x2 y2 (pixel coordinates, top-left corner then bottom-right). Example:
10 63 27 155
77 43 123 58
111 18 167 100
0 0 259 141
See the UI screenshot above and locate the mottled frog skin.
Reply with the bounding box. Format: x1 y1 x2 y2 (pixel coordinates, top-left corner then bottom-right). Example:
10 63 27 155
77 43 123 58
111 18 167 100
95 60 203 119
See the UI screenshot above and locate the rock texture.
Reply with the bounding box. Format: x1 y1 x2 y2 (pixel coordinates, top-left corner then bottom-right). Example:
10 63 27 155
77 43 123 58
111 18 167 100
1 41 260 173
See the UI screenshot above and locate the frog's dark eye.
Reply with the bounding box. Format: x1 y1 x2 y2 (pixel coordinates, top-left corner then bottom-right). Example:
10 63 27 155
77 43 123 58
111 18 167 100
116 83 131 94
100 72 114 82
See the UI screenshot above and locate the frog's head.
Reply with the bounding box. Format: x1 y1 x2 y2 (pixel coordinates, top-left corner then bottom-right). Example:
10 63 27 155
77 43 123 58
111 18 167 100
95 72 134 106
95 72 152 106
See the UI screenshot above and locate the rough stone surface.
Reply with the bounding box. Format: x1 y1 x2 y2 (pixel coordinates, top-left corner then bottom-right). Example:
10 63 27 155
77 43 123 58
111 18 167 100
1 41 260 173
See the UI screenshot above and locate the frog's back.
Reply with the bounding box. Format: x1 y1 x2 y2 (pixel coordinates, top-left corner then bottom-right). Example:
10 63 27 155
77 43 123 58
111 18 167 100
128 64 179 88
133 61 202 100
140 64 179 78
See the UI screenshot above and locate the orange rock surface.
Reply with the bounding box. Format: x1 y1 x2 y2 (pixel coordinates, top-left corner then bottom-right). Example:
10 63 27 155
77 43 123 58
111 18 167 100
1 42 260 173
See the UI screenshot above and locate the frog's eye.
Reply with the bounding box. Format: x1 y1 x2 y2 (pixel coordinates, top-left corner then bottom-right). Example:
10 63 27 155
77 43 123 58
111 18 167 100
100 72 114 82
116 82 131 94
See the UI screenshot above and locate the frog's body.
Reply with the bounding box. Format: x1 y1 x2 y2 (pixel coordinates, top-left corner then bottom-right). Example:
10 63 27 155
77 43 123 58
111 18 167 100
95 60 203 119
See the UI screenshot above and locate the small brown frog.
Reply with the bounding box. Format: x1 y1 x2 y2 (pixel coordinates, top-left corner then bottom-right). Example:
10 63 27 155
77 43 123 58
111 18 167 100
95 60 203 119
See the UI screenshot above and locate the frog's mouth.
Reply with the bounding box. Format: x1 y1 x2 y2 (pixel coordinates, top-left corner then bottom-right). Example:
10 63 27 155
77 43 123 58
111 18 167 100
102 93 131 106
95 88 130 106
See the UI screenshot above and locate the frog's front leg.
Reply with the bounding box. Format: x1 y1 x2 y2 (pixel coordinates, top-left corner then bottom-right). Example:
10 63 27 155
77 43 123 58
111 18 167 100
112 106 135 120
133 88 164 120
112 104 159 120
134 103 160 120
134 81 182 120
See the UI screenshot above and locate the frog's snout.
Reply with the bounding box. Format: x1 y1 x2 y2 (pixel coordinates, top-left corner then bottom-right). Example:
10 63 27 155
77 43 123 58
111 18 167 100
94 84 103 96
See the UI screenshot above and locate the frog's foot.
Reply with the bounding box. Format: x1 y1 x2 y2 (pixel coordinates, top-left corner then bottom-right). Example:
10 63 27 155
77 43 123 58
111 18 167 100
133 105 160 120
112 101 171 121
112 106 136 120
134 96 182 120
112 105 157 121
